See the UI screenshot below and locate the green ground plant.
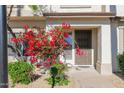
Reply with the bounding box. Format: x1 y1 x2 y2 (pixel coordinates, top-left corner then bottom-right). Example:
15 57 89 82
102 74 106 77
117 52 124 75
8 60 34 85
46 63 70 87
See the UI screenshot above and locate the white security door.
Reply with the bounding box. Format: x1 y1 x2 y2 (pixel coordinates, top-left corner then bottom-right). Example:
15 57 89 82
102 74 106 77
75 30 93 66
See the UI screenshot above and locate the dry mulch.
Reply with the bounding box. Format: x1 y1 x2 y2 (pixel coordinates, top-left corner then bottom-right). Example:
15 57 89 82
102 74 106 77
111 73 124 88
9 75 79 88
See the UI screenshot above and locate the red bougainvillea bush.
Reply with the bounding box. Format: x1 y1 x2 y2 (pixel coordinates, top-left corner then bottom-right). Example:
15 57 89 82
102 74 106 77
11 23 84 68
10 23 85 87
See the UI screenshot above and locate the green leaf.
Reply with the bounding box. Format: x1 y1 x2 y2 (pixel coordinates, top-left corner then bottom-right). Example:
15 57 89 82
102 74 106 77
29 5 39 12
8 60 34 85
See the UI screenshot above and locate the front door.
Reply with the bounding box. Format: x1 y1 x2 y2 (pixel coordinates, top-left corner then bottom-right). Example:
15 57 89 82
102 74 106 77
75 30 93 65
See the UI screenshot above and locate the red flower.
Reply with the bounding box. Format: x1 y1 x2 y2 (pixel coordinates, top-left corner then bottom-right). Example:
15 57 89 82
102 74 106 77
36 40 42 47
28 39 35 46
59 61 63 64
46 58 51 62
64 32 69 38
24 25 29 30
36 33 42 38
52 55 57 59
50 40 55 47
52 61 56 64
42 62 50 68
30 56 37 63
62 22 71 29
76 48 81 55
51 36 57 41
28 46 34 51
11 37 18 43
18 38 24 43
56 30 62 35
23 30 33 40
36 64 42 68
42 39 48 44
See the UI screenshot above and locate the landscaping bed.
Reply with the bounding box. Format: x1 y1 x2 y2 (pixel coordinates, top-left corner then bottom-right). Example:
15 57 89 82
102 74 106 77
9 71 78 88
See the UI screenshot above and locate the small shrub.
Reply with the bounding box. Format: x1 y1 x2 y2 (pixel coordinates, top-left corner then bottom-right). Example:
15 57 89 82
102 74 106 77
50 63 68 76
117 52 124 75
46 63 69 86
8 61 34 85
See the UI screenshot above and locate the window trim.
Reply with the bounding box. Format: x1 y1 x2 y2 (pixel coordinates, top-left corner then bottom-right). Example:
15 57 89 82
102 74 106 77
60 5 91 9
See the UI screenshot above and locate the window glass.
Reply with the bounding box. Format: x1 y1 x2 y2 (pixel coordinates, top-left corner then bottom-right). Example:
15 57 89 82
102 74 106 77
64 32 72 60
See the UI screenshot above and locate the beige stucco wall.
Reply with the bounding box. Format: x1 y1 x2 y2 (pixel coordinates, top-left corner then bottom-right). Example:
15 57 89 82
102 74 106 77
118 21 124 54
118 27 124 54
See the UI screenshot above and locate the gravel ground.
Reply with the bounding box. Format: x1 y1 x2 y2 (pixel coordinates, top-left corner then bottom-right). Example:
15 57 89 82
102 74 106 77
9 74 79 88
9 67 80 88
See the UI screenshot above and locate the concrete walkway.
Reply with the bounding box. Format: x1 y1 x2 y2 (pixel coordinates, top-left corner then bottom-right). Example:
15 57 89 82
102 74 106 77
67 67 114 88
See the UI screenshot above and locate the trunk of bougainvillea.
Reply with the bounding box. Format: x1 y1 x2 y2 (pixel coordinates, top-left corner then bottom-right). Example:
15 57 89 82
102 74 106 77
50 66 58 88
7 5 24 59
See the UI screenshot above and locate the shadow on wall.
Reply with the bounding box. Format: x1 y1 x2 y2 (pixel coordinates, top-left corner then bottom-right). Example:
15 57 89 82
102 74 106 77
110 5 119 72
111 22 118 72
110 5 116 14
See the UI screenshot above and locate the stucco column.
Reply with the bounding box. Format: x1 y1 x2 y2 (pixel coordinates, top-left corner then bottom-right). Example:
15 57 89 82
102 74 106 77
96 24 112 75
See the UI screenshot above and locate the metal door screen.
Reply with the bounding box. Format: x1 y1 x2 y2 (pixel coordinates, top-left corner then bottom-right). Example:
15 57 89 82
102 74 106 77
75 30 93 65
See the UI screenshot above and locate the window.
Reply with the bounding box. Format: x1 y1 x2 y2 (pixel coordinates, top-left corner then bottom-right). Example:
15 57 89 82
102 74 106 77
64 32 72 60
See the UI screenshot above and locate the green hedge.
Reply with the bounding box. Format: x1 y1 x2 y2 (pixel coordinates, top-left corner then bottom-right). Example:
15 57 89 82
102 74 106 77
117 52 124 75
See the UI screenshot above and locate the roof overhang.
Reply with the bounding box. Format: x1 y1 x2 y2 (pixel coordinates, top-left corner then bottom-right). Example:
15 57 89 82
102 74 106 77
9 16 46 21
44 12 115 19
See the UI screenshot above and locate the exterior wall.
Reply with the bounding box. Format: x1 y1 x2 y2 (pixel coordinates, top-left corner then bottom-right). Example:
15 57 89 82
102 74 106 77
7 5 34 16
106 5 110 12
118 22 124 54
117 21 124 72
116 5 124 16
118 27 124 54
46 18 112 75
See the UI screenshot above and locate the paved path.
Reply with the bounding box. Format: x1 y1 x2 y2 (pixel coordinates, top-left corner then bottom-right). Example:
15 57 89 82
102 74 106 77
67 67 114 88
